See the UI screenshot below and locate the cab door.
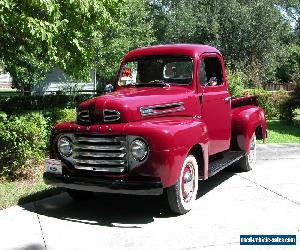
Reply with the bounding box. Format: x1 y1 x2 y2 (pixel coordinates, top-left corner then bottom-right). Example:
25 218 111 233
198 53 231 155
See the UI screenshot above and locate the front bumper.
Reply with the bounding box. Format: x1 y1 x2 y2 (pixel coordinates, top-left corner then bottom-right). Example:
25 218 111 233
43 172 163 195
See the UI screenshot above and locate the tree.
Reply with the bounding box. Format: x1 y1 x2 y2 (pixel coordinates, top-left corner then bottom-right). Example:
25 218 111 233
0 0 124 90
278 0 300 43
148 0 291 84
276 44 300 82
96 0 156 86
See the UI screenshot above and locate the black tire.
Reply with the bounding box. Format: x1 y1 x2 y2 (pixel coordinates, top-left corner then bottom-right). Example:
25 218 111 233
235 134 256 172
167 155 199 215
67 189 94 201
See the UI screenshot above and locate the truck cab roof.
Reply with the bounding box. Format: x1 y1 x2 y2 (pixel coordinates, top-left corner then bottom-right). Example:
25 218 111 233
123 44 221 61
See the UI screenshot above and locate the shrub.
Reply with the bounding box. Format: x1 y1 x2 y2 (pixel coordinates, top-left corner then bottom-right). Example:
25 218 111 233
0 94 93 114
0 112 49 180
226 69 246 97
43 108 76 126
280 82 300 122
0 112 7 122
241 88 290 119
0 107 77 180
279 98 294 121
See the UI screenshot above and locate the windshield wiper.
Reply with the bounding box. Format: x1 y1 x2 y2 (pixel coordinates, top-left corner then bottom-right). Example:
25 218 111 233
124 82 137 88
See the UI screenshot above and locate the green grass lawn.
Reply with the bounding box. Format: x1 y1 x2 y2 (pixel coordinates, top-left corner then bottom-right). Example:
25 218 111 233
0 175 60 210
265 120 300 144
0 88 18 97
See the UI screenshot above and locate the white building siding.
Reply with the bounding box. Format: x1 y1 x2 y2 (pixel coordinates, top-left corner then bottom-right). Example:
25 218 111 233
32 67 95 95
0 73 12 89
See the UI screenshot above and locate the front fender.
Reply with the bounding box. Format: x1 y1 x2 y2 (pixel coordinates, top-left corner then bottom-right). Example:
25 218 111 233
231 106 267 153
124 117 209 187
124 117 208 151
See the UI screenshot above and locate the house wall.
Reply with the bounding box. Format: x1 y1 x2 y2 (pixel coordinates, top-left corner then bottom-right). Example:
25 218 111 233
32 67 95 95
0 73 12 89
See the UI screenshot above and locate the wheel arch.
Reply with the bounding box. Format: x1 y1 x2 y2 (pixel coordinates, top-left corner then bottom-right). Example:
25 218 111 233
188 143 208 180
255 124 264 140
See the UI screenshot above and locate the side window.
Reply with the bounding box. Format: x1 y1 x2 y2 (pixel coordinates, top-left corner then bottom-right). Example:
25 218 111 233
199 60 207 85
199 57 223 86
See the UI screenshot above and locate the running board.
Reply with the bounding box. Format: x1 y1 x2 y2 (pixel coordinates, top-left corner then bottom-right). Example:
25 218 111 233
208 151 245 177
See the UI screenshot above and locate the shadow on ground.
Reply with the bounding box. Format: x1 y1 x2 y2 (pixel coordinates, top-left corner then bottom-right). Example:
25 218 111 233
18 187 62 205
19 171 234 228
13 243 45 250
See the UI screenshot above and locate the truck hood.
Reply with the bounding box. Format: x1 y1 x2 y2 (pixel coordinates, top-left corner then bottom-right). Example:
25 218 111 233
78 86 198 124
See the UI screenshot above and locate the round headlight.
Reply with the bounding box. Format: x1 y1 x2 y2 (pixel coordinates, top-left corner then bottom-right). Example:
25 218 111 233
130 139 148 161
57 136 73 157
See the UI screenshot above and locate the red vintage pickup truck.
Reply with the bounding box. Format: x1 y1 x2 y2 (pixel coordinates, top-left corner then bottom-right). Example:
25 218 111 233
44 44 267 214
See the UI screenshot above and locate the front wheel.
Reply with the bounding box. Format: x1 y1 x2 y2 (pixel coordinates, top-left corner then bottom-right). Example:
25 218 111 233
236 134 256 172
167 155 199 215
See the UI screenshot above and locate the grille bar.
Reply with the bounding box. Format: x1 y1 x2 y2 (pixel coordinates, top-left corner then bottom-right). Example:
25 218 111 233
75 165 125 173
76 136 125 143
75 159 125 165
73 134 127 173
74 145 126 151
75 151 126 158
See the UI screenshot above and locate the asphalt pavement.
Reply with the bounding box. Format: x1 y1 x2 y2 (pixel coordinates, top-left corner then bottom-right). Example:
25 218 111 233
0 144 299 250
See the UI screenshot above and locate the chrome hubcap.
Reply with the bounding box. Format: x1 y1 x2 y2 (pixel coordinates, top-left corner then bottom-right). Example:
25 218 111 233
182 163 195 202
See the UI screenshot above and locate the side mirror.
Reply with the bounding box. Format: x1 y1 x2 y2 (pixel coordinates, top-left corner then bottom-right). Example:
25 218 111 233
104 84 114 93
202 81 209 87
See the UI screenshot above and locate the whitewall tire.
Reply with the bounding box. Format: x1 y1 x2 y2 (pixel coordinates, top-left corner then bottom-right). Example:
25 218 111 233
167 155 199 214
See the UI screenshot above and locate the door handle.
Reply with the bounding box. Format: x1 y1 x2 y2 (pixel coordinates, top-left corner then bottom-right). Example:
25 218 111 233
224 97 231 103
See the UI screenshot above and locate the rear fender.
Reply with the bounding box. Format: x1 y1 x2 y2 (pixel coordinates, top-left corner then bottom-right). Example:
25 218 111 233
231 106 266 153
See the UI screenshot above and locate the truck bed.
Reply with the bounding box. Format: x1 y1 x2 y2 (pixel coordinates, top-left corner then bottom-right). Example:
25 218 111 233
231 95 257 109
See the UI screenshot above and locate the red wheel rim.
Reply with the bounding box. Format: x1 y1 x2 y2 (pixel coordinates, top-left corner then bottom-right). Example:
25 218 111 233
181 162 195 202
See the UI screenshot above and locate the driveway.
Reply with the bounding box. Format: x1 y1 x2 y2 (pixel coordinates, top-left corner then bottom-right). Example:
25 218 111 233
0 144 299 250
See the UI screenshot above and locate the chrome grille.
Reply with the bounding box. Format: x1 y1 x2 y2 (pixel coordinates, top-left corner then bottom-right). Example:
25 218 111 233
73 134 127 173
103 109 120 122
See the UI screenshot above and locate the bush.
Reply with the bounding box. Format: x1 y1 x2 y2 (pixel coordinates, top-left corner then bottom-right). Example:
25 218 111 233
43 108 76 126
241 88 290 119
280 82 300 122
226 69 246 97
279 98 294 121
0 94 93 114
0 112 49 180
0 107 77 180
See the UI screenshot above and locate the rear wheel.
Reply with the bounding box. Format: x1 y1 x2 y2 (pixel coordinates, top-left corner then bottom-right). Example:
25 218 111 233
167 155 199 215
236 134 256 172
67 189 94 201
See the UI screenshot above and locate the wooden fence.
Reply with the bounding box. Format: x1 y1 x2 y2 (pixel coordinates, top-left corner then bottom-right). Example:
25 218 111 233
261 83 295 91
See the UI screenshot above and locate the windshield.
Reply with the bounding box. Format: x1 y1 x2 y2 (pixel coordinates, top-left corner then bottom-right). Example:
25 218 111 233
118 56 193 87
